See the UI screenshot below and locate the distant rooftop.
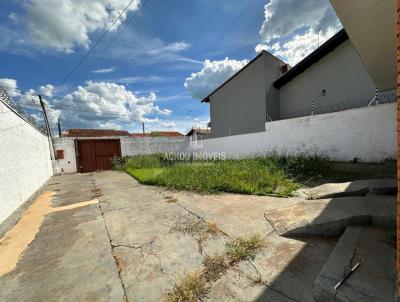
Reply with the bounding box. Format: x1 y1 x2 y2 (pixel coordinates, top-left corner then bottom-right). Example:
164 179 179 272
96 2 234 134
63 128 131 137
63 129 184 138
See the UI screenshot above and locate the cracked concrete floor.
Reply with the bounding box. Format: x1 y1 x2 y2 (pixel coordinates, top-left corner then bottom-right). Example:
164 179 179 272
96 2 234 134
0 171 337 302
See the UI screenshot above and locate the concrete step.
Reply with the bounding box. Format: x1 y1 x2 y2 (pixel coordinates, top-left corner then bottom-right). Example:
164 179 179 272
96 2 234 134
264 195 395 237
295 179 397 200
314 226 396 302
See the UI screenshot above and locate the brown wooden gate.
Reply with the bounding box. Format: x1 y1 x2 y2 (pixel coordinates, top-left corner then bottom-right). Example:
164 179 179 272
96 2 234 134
77 139 121 173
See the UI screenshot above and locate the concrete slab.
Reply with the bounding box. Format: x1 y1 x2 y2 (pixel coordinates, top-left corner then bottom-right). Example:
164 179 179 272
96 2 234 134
1 171 391 301
0 175 124 301
114 232 203 301
314 227 396 302
295 179 397 200
264 196 395 237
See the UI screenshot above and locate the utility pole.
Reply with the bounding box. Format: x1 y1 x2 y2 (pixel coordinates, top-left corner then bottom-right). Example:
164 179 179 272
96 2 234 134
58 118 62 137
142 122 145 135
39 95 55 160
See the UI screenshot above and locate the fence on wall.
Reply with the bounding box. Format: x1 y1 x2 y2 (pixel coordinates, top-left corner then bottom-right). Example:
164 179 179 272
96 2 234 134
0 89 47 135
197 102 396 163
279 92 397 120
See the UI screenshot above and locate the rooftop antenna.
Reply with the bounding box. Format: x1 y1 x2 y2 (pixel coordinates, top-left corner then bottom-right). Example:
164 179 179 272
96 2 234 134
317 27 321 48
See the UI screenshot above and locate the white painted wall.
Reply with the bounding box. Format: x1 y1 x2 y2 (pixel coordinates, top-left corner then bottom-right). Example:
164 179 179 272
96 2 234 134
121 137 190 156
0 101 53 224
196 103 396 163
53 137 77 174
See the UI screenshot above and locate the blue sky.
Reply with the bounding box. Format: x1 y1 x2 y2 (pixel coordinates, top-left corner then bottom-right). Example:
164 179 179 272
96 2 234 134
0 0 341 134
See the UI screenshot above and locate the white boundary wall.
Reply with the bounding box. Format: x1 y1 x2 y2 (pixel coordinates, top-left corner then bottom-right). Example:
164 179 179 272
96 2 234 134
0 101 53 224
197 103 396 162
121 137 190 156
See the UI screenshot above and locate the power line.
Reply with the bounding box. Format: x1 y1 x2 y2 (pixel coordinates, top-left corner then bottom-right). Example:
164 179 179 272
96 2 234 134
73 0 150 85
2 90 198 120
59 0 140 86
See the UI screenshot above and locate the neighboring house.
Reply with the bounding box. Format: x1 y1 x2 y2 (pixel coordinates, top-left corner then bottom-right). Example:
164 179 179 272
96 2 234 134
202 51 284 138
202 29 393 138
186 127 211 141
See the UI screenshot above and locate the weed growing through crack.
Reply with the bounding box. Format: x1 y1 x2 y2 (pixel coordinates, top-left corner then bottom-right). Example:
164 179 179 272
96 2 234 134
202 254 228 282
225 234 265 263
205 221 221 236
172 216 223 254
165 270 207 302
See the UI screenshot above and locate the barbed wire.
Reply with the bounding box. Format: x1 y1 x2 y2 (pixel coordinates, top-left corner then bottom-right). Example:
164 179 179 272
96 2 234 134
279 93 397 120
0 89 47 135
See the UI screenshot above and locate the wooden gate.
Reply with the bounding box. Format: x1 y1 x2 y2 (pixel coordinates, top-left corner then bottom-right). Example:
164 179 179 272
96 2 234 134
77 139 121 173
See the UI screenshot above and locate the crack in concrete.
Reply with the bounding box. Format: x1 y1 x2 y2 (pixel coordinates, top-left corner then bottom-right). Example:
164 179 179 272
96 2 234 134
175 201 230 238
91 175 129 302
111 231 173 250
230 265 301 302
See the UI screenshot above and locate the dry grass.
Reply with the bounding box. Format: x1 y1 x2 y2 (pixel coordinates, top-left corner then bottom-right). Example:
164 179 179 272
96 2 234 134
165 196 178 203
205 221 221 236
225 234 266 263
202 254 228 282
165 270 207 302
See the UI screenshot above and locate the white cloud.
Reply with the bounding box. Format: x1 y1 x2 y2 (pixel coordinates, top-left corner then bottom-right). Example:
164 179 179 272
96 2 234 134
8 12 19 22
184 58 248 100
0 78 174 129
92 67 115 74
104 29 198 66
38 84 54 97
256 27 340 66
115 75 178 84
257 0 342 66
19 0 141 52
259 0 341 43
160 122 177 129
147 42 191 56
0 78 19 97
57 81 170 127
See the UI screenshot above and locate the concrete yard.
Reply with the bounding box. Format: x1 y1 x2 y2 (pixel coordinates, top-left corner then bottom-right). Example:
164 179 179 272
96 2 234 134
0 171 395 302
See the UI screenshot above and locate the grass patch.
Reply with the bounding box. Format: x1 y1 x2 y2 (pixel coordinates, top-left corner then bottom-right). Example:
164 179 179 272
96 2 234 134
225 234 265 263
165 270 207 302
118 153 330 197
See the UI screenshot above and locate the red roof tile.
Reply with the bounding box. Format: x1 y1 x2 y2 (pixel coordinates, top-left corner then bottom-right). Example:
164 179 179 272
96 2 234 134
63 128 131 137
150 131 184 137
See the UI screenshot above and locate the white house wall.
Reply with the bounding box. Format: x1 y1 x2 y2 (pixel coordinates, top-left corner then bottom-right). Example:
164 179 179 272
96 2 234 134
0 101 53 225
279 40 376 119
197 103 396 163
53 137 77 174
